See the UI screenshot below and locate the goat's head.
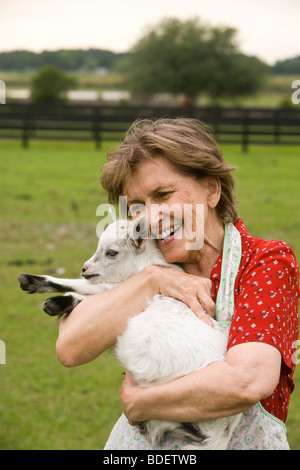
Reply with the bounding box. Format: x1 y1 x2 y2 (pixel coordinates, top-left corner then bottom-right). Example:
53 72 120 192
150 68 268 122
81 216 167 283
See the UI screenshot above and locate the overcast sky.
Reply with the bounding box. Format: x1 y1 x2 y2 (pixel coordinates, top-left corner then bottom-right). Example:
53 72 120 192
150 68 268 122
1 0 299 64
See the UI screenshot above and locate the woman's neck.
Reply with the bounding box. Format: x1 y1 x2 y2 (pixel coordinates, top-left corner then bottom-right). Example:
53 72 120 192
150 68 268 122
182 217 224 278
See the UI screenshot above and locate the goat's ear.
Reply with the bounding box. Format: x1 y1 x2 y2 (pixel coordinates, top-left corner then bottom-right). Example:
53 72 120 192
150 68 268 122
130 215 149 248
109 208 119 222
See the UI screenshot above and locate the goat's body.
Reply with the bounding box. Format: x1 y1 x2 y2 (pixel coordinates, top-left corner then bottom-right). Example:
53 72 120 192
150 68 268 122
115 294 240 449
18 218 240 449
116 295 226 387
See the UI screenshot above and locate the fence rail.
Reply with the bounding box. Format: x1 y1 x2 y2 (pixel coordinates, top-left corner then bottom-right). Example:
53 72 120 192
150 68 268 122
0 102 300 151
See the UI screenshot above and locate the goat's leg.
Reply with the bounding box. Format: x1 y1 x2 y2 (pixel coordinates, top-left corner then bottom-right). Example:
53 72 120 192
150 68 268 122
43 292 86 317
18 273 110 295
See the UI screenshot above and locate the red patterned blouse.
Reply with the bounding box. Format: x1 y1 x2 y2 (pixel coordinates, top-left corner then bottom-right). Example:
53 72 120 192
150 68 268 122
210 219 299 423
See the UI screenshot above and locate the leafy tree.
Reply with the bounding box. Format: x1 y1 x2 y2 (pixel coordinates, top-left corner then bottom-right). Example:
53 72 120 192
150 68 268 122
124 18 268 103
273 56 300 75
204 53 269 102
31 65 76 103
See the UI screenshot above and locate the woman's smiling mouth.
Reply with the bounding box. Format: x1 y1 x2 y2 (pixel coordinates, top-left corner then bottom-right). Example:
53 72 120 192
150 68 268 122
156 223 182 244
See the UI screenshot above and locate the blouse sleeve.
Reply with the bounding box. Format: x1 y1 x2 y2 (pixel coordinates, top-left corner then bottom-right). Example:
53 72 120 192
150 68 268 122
228 240 300 374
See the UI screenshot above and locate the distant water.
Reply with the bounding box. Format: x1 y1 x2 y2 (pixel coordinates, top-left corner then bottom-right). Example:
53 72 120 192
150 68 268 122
7 89 130 102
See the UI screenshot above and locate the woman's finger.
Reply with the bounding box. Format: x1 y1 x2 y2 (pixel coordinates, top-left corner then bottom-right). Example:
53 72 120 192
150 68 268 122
185 296 214 326
196 293 215 318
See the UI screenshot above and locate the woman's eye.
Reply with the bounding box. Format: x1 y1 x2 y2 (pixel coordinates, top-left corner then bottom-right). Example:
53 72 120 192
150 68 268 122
158 192 172 199
106 249 119 257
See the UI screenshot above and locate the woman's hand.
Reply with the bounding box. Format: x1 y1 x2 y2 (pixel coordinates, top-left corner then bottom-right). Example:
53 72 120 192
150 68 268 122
119 371 144 426
146 265 215 326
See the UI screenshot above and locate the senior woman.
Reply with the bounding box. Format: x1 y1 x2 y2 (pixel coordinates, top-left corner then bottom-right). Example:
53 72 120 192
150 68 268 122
56 118 299 450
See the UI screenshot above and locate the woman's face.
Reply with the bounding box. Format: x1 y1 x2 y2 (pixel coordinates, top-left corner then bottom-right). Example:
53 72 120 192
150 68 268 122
125 156 220 264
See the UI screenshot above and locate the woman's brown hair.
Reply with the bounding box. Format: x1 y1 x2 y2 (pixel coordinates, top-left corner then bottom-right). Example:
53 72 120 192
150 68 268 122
100 118 238 223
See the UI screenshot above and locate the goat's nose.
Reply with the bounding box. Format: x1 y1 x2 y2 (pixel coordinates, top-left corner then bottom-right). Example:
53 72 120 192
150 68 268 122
81 264 88 275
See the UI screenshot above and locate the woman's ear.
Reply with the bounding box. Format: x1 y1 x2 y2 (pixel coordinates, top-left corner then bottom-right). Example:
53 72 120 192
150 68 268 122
206 178 221 209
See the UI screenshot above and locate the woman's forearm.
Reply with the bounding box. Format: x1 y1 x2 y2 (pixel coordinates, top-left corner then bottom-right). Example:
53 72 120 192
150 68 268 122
120 342 281 424
56 267 155 367
121 362 253 424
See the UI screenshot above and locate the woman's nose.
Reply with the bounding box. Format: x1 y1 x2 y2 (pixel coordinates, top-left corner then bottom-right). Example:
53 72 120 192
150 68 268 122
147 203 165 228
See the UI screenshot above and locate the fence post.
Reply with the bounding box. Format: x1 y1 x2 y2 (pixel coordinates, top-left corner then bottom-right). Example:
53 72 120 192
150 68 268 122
22 105 32 148
212 106 220 139
22 118 29 148
242 110 249 152
93 107 101 149
274 109 280 144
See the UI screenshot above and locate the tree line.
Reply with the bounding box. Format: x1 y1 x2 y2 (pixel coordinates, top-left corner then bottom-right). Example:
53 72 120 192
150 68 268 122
273 56 300 75
1 45 299 75
0 48 125 72
2 18 298 104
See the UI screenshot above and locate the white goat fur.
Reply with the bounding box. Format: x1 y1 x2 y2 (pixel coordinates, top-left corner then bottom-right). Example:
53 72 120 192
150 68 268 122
18 217 241 450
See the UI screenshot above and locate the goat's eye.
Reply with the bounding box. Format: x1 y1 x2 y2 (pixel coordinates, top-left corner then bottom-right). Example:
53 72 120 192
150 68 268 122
106 249 119 257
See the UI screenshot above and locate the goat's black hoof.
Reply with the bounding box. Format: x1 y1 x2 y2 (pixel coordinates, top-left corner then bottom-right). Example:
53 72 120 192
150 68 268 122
43 295 74 317
18 274 44 293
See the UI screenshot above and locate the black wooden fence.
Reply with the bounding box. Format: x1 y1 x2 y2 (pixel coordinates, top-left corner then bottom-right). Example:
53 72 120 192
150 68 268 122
0 102 299 151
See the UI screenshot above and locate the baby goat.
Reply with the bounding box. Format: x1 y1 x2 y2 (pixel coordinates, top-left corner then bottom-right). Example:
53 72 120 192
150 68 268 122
18 216 240 450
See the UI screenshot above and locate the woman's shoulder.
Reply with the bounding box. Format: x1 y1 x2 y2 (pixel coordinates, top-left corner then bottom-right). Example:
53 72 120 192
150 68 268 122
235 218 299 279
236 218 297 258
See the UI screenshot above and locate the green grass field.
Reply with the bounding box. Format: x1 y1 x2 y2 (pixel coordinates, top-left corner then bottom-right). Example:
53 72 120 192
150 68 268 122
0 139 299 449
